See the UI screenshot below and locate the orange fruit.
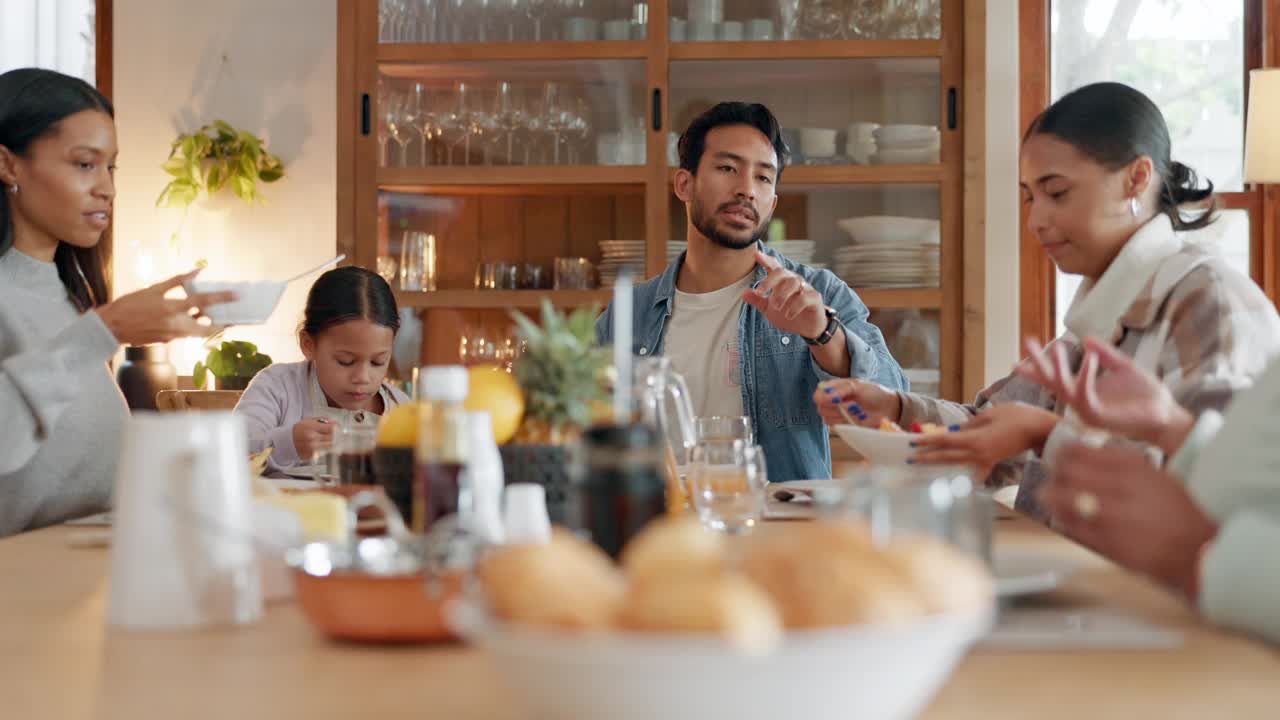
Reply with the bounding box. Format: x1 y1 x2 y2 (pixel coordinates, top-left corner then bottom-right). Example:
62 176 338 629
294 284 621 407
465 365 525 445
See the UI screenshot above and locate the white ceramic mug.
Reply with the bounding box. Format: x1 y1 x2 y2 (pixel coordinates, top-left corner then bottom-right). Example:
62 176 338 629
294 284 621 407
108 412 263 628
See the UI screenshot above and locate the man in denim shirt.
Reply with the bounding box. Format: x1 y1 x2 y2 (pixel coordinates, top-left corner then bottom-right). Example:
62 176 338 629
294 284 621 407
596 102 907 481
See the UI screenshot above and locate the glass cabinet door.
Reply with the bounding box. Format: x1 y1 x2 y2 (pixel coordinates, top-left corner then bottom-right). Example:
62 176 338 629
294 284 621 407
377 60 648 168
378 0 649 43
664 0 941 41
668 59 942 167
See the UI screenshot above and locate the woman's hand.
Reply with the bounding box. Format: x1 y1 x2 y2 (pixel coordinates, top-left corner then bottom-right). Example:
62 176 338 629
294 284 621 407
1015 337 1195 455
292 417 336 463
907 402 1059 478
95 270 237 346
1041 443 1217 599
813 378 902 427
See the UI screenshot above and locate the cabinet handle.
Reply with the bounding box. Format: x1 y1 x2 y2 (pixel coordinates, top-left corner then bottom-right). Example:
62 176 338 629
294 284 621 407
946 87 957 130
651 88 662 132
361 93 371 136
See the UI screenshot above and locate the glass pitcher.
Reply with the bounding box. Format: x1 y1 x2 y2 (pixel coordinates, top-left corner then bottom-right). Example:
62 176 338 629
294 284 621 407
634 356 697 512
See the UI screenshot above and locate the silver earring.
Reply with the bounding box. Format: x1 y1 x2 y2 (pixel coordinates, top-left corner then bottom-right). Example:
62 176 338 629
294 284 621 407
1129 196 1139 217
5 183 15 195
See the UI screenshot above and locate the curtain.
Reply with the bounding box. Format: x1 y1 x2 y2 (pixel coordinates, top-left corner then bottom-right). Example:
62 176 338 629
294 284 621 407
0 0 97 83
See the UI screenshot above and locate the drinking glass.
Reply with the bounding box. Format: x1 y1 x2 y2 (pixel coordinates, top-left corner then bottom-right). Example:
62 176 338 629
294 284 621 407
553 256 594 289
688 439 764 533
400 231 436 291
410 83 440 166
329 424 379 486
493 81 528 165
695 415 753 444
837 464 993 565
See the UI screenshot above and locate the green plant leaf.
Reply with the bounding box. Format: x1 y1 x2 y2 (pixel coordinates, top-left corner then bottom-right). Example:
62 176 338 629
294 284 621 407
162 156 188 178
193 361 207 389
206 164 226 193
232 174 254 201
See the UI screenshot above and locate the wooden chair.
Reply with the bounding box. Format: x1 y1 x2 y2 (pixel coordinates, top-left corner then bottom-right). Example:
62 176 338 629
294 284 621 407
155 390 243 412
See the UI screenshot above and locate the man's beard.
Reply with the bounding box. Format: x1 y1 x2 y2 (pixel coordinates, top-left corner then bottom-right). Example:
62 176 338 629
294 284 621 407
690 196 769 250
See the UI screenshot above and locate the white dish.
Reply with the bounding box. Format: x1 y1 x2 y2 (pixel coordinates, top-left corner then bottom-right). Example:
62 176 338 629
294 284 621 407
993 546 1079 598
450 601 993 720
873 125 939 144
798 127 838 158
833 423 921 464
835 216 941 245
183 279 286 326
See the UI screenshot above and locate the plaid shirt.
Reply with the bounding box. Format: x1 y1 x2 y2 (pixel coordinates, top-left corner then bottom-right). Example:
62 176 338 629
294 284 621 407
899 243 1280 520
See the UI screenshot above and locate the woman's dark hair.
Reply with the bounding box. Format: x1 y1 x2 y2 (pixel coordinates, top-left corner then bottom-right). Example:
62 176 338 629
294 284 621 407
678 101 791 178
1023 81 1215 231
301 266 401 338
0 68 114 311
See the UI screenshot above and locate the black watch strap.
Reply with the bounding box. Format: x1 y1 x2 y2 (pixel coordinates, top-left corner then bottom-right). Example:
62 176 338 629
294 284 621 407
804 307 840 346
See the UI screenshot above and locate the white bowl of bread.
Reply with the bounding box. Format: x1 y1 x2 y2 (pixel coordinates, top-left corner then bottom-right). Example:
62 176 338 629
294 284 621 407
450 517 994 720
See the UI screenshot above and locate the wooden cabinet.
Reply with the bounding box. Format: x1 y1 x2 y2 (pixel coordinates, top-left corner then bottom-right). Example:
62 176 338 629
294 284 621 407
337 0 986 400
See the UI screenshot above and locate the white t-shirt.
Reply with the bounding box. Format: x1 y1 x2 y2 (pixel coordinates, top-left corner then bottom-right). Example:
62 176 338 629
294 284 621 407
663 273 755 419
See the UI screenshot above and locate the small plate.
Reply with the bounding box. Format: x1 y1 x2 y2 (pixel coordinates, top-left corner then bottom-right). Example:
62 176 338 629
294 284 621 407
993 547 1078 598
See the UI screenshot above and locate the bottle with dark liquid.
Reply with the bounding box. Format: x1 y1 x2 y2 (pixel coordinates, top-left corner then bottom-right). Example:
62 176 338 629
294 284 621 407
413 366 471 534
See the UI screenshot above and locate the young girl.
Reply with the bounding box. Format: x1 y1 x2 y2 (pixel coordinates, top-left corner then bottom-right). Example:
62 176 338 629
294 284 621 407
817 82 1280 521
236 266 409 475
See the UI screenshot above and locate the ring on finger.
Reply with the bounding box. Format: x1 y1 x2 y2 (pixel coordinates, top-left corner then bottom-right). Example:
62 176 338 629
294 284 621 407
1072 491 1100 520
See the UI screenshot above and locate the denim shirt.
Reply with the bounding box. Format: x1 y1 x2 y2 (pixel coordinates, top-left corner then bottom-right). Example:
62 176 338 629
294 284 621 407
595 242 908 482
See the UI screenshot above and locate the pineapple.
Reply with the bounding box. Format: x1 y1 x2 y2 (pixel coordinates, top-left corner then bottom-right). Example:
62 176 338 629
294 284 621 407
508 300 611 444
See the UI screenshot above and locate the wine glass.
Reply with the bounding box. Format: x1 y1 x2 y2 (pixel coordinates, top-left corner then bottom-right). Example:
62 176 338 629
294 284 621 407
410 83 439 166
492 81 528 165
388 94 417 167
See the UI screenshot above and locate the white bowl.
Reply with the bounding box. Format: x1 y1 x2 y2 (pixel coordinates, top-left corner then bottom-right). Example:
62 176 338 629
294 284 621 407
798 127 838 158
183 279 286 326
873 125 939 144
833 423 921 465
450 601 992 720
835 216 941 245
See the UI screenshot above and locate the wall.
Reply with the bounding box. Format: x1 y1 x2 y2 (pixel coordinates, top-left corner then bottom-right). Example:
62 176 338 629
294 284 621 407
111 0 337 372
984 0 1021 384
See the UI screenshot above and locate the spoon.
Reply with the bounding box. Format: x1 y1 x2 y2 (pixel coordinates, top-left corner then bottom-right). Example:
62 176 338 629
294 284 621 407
280 254 346 285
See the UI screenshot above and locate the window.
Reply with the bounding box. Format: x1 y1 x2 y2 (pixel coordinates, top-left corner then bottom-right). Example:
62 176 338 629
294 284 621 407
1021 0 1266 340
0 0 98 83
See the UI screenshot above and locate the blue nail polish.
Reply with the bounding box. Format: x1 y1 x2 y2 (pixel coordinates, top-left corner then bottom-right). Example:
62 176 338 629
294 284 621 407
905 458 915 465
823 386 835 394
948 424 960 432
848 403 861 412
831 397 840 404
908 441 917 448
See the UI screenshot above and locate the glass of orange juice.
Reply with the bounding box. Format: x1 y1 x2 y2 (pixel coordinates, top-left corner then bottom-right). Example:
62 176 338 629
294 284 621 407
688 439 764 533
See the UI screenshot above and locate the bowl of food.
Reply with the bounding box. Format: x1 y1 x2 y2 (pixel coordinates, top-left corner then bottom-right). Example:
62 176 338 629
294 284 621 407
833 418 947 465
450 517 994 720
287 492 465 644
183 278 286 326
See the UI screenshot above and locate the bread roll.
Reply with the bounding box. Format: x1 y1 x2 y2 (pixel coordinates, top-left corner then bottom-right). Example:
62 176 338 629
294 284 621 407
478 528 626 630
620 515 726 583
742 520 926 628
882 536 993 614
617 573 782 655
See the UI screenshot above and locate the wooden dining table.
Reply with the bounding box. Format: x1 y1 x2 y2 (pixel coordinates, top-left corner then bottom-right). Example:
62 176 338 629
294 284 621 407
3 510 1279 720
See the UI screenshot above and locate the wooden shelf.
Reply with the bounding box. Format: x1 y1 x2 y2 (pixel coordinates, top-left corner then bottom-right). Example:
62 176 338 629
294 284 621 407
375 40 942 64
668 39 943 61
378 165 648 192
396 287 939 311
396 289 613 309
668 164 943 185
377 42 651 63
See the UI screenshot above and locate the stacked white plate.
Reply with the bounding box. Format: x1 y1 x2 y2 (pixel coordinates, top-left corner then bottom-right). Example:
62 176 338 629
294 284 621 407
871 124 940 165
598 240 645 287
764 239 816 264
834 243 940 288
846 122 879 164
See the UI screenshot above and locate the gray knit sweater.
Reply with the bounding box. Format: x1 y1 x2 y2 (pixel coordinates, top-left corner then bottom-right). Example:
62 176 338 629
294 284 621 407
0 248 123 535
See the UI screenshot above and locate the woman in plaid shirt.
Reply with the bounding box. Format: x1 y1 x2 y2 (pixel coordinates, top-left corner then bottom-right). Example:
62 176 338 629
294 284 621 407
818 82 1280 521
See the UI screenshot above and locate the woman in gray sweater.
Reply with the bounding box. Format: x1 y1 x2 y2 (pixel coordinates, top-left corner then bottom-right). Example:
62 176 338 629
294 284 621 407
0 68 235 536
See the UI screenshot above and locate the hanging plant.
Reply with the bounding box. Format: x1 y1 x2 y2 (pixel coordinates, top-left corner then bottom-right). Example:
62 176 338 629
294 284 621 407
155 119 285 245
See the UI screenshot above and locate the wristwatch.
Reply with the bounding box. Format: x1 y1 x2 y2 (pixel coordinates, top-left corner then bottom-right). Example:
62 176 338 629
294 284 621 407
803 306 841 346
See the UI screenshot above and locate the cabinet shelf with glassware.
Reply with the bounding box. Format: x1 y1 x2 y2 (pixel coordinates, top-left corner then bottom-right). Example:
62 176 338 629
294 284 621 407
339 0 983 400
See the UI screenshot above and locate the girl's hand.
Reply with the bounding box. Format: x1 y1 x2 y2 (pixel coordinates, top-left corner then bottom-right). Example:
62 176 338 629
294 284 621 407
293 417 336 462
908 402 1059 479
1014 337 1195 455
813 378 902 427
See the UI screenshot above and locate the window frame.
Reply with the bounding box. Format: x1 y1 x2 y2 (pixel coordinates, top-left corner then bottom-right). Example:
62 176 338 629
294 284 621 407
1018 0 1275 346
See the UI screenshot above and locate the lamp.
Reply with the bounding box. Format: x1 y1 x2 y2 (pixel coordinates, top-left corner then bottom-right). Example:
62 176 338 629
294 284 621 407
1245 68 1280 183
